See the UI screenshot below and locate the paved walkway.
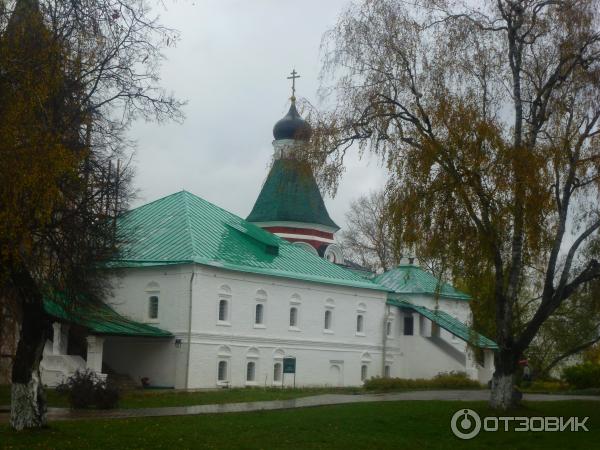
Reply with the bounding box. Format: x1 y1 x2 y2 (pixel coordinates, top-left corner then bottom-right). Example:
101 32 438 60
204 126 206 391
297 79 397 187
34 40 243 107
1 390 598 423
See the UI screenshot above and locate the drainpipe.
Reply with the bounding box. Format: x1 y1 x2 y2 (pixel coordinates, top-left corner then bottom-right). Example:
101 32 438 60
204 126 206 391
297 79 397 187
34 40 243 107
382 306 388 376
184 270 195 389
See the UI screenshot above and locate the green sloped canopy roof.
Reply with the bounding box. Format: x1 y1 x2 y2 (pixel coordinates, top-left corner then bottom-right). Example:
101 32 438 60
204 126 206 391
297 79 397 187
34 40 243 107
374 265 471 301
388 298 497 349
112 191 383 291
246 159 339 230
44 297 172 338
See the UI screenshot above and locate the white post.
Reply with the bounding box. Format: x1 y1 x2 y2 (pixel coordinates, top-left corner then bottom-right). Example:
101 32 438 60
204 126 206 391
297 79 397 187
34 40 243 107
465 347 479 380
420 316 432 337
52 322 62 355
86 335 105 374
412 313 421 336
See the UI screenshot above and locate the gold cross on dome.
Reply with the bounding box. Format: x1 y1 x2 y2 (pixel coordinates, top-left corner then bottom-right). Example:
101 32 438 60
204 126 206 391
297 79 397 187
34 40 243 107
287 69 300 99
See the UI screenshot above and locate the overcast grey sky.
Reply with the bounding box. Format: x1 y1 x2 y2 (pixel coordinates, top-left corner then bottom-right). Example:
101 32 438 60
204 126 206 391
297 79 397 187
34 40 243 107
129 0 388 230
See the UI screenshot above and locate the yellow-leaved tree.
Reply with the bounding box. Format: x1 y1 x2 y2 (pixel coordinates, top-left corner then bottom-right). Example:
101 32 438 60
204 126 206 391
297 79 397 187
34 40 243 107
313 0 600 409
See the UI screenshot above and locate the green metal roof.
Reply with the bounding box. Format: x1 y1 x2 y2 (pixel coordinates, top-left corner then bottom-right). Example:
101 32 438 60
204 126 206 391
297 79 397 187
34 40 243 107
374 265 471 301
44 297 172 338
246 158 339 230
388 298 498 349
112 191 384 292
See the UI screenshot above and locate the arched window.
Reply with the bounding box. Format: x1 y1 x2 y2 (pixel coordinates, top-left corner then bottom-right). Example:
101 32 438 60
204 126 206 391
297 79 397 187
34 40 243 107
289 307 298 327
324 310 332 330
384 365 391 378
148 296 159 319
145 282 160 320
218 361 228 381
218 299 229 321
361 364 368 381
246 361 256 382
356 314 364 333
217 285 232 324
273 362 282 382
255 303 264 325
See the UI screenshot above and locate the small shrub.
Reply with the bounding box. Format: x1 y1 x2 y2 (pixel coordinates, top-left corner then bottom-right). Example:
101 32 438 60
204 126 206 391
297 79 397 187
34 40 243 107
562 363 600 390
56 370 120 409
93 383 120 409
364 371 481 391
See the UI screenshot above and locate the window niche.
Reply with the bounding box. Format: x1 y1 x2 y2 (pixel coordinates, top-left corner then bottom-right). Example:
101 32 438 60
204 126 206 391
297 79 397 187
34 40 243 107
289 294 301 331
254 289 267 328
217 285 232 325
323 299 335 333
356 303 366 336
273 348 284 385
145 282 160 322
246 361 256 382
216 345 231 386
360 352 372 382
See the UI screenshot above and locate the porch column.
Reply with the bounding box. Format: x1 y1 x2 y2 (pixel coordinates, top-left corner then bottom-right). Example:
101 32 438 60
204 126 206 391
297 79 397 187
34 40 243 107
86 335 105 373
52 322 62 355
465 347 479 381
412 313 421 336
419 316 432 337
52 322 70 355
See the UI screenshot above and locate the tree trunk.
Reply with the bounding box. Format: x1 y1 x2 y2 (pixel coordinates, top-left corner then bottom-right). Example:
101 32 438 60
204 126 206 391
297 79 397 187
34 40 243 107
490 349 521 410
9 267 49 430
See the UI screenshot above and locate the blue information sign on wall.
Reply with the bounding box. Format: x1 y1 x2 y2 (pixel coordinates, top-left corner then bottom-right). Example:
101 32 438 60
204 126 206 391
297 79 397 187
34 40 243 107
283 357 296 374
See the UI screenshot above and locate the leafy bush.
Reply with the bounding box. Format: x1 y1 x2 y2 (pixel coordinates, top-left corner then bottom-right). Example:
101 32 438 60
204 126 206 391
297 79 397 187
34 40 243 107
56 370 120 409
363 371 481 391
562 363 600 389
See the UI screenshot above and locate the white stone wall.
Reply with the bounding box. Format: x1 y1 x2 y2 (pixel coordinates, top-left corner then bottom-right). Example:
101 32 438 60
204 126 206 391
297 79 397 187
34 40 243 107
185 265 388 388
385 295 494 382
102 264 494 388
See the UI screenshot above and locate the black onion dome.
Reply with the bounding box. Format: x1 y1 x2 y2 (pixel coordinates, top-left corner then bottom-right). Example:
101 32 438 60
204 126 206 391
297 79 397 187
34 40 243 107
273 100 312 141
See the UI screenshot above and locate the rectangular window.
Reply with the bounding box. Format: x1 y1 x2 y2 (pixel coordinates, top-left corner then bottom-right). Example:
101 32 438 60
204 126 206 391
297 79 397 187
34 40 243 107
356 314 364 333
289 307 298 327
246 362 256 381
218 299 228 321
403 316 414 336
218 360 228 381
273 362 282 382
148 296 159 319
324 310 332 330
255 303 264 325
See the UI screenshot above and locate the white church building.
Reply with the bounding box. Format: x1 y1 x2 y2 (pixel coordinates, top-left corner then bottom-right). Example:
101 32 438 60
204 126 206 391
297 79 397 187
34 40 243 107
40 90 497 390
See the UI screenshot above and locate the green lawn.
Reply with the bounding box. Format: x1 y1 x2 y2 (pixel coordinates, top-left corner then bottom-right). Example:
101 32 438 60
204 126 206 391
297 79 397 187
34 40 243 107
0 401 597 449
0 385 360 409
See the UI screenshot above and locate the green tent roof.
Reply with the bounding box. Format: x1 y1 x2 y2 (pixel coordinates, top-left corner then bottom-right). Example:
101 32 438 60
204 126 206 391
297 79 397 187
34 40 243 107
374 265 471 301
388 298 497 349
246 159 339 230
112 191 384 292
44 297 172 338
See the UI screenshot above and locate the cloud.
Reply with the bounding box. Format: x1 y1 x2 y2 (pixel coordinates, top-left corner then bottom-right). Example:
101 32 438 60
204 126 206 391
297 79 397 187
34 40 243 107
129 0 388 229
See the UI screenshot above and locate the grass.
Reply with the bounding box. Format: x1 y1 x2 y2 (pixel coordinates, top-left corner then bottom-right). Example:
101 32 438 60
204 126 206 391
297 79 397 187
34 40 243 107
0 385 360 410
517 380 600 396
0 400 598 449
